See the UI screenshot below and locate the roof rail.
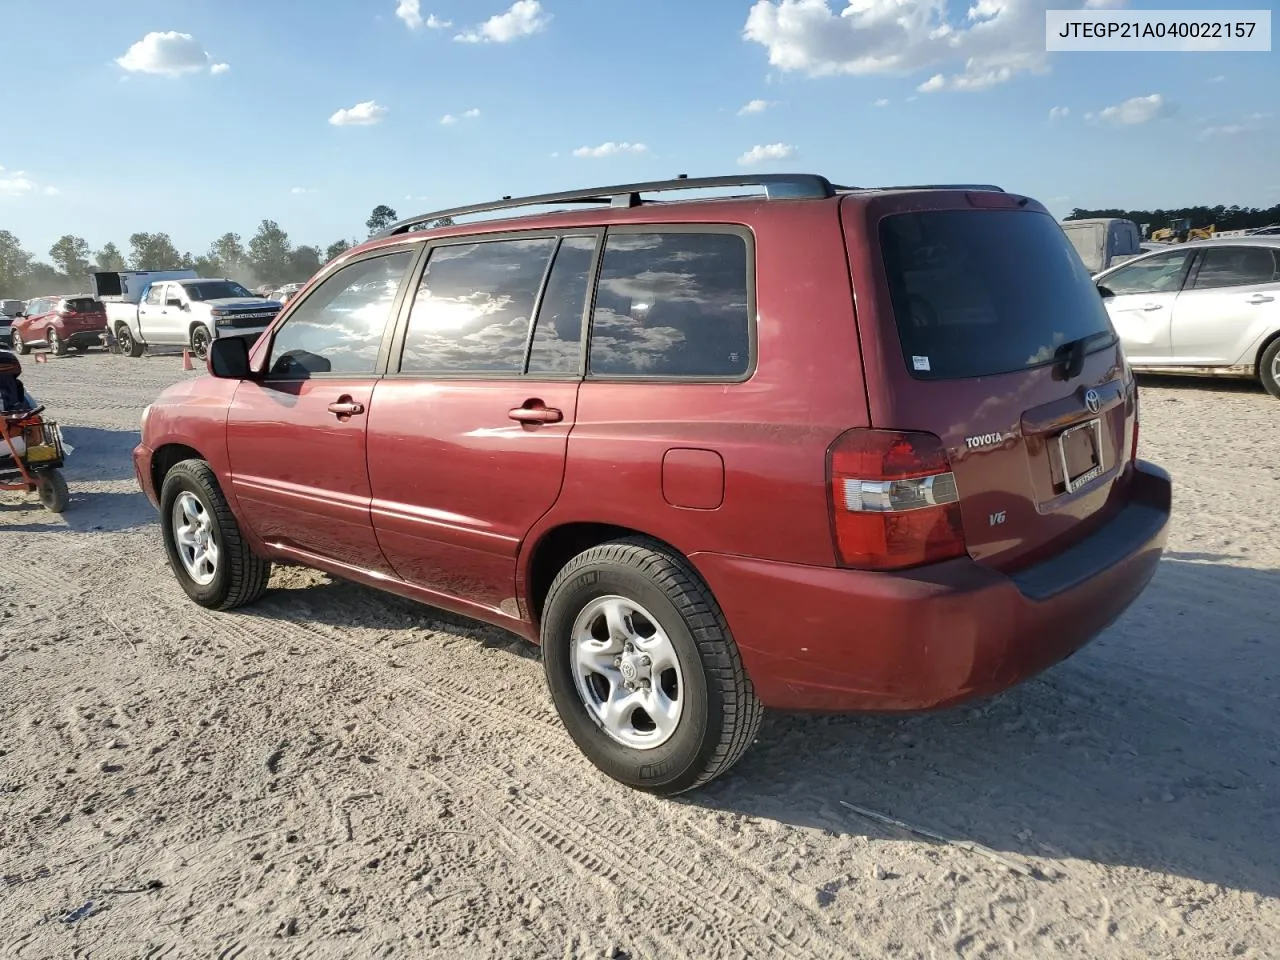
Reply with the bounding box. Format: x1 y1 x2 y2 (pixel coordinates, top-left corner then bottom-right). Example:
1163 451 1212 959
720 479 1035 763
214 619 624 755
374 173 839 237
837 183 1006 194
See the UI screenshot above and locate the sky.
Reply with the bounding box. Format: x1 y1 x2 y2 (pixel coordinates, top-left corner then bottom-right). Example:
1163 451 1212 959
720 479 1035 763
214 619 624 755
1 0 1277 263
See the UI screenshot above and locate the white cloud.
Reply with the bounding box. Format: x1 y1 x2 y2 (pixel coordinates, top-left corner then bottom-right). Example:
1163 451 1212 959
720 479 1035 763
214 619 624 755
427 14 451 28
1209 75 1225 83
116 31 222 77
874 97 890 107
0 168 35 197
43 186 60 196
1093 93 1174 126
739 99 772 115
456 0 549 43
441 108 481 125
573 141 649 158
291 187 317 195
1198 112 1271 139
738 142 797 165
396 0 423 29
329 100 389 126
1049 105 1069 120
744 0 1130 93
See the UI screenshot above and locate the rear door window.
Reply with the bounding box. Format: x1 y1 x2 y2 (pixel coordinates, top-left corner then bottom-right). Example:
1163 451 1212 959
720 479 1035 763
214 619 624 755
398 237 558 375
1189 246 1279 290
879 210 1117 380
588 231 751 379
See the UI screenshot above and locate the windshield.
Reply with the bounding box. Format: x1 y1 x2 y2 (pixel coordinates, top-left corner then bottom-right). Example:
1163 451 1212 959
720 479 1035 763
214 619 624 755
62 297 102 313
182 281 255 301
879 209 1116 381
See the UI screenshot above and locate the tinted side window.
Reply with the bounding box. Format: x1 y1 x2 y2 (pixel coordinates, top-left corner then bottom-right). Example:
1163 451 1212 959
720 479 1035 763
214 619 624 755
527 236 596 376
268 250 412 378
1101 251 1192 296
589 232 750 378
400 238 557 375
1190 246 1278 290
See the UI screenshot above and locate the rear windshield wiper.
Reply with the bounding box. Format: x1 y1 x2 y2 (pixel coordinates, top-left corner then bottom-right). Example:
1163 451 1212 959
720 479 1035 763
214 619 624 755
1054 331 1113 381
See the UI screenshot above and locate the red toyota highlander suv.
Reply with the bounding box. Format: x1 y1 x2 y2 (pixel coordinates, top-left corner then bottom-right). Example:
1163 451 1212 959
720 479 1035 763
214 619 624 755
135 174 1171 794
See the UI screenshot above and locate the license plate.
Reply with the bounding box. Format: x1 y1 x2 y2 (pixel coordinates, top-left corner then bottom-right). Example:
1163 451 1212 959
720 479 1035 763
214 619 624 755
1056 418 1104 493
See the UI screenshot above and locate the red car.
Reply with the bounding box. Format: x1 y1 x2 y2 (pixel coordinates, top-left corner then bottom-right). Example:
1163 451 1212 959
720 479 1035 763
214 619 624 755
135 174 1171 794
11 295 108 356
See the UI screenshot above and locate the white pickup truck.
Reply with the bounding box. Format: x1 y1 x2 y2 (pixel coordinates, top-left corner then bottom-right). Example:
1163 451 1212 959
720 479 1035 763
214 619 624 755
91 271 282 360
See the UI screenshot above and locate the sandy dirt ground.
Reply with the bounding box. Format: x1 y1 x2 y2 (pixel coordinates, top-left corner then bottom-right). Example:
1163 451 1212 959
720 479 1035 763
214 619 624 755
1 351 1277 960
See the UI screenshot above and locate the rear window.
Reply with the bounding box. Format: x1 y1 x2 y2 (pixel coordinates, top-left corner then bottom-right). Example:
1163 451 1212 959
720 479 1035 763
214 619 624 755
879 210 1116 380
62 297 101 313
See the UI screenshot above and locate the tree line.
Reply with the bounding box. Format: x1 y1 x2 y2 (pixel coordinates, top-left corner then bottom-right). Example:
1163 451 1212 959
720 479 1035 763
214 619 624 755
1065 202 1280 232
0 204 449 300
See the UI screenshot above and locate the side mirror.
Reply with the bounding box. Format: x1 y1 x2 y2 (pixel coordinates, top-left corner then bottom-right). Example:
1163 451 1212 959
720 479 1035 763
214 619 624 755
208 336 251 379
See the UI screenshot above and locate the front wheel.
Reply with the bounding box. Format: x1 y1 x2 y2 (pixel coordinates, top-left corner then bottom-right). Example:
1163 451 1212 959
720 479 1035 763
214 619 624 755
1260 339 1280 399
47 327 65 356
160 459 272 610
190 326 211 361
36 469 69 513
11 330 27 355
541 537 763 796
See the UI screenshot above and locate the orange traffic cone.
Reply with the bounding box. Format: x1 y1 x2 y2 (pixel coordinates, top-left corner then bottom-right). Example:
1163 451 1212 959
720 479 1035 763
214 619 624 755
182 350 194 371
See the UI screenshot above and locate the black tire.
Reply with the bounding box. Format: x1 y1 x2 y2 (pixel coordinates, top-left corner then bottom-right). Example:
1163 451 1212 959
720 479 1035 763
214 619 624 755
11 330 28 355
36 469 69 513
541 536 763 795
190 325 211 361
159 458 272 610
1261 338 1280 399
117 324 144 358
47 327 65 356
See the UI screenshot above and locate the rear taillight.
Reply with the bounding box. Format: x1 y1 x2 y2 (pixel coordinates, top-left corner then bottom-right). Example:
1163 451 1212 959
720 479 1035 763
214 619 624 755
827 429 967 571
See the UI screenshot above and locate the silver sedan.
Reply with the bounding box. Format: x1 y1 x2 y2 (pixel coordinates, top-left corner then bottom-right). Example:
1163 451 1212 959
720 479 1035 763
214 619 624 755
1093 236 1280 398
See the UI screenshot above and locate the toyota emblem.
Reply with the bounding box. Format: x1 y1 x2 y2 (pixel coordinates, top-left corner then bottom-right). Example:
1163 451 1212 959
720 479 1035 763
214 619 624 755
1084 389 1101 414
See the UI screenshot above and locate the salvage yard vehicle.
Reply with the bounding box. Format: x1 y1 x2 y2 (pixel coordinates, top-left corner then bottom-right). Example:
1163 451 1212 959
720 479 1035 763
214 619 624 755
9 295 108 356
134 174 1172 795
1060 217 1144 275
1094 236 1280 398
92 271 282 360
1 299 23 347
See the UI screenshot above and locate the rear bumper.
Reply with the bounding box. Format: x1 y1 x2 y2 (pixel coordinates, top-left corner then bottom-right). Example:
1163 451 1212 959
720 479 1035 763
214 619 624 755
690 461 1172 713
66 327 107 347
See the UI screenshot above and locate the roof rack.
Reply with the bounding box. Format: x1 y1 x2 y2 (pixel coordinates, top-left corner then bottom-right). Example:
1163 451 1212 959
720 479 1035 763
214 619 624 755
837 183 1006 194
373 173 840 237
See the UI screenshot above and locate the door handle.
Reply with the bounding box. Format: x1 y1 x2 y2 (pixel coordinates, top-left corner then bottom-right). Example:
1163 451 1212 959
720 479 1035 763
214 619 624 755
327 398 366 419
1247 294 1275 304
508 401 563 425
1141 303 1163 312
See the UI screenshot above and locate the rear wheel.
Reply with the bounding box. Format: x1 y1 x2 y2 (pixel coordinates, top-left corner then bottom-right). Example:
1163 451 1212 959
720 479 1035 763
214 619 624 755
47 327 65 356
541 536 763 795
11 330 27 355
116 324 144 358
190 326 211 361
36 469 69 513
160 459 272 610
1261 339 1280 399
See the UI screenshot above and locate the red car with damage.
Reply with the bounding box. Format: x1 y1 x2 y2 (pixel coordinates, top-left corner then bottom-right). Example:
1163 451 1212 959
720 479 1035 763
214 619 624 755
11 295 108 356
134 174 1172 795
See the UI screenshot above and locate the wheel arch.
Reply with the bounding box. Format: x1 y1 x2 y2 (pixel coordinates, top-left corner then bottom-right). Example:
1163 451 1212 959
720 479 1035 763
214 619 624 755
151 442 206 500
521 521 693 631
1254 328 1280 374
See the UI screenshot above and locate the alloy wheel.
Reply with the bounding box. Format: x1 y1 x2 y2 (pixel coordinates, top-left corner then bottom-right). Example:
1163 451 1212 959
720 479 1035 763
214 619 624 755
172 491 219 585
